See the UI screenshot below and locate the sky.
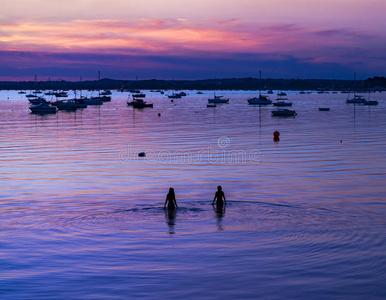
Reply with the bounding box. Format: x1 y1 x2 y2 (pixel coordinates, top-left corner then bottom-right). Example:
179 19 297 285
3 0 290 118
0 0 385 81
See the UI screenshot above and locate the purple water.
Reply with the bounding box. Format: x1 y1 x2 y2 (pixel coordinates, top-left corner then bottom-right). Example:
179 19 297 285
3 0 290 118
0 90 385 299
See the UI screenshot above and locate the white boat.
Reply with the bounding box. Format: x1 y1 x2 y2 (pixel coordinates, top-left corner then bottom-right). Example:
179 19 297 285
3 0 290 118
208 95 229 103
273 97 292 106
271 108 297 116
346 95 365 104
248 95 272 105
29 102 57 114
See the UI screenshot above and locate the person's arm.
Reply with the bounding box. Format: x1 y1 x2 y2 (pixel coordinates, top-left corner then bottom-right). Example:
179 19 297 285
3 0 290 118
164 196 168 209
174 196 178 208
212 193 216 205
223 192 227 205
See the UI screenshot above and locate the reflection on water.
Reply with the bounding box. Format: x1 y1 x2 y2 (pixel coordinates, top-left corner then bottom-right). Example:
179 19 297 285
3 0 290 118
165 207 177 235
0 91 385 299
213 203 226 231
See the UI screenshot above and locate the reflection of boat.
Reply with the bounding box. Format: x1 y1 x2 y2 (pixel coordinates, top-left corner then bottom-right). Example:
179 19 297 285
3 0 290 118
319 107 330 111
207 103 216 107
132 99 153 108
271 108 297 116
208 95 229 103
273 97 292 106
346 95 365 104
277 91 287 96
248 95 272 105
29 102 57 114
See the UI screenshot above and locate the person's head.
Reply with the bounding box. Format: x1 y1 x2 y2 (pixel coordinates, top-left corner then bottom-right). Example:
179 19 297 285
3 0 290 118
169 187 175 195
217 186 222 191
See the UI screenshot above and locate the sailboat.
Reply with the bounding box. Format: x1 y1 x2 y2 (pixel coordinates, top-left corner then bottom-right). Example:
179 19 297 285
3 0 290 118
346 73 366 104
208 78 229 103
90 71 111 102
248 71 272 105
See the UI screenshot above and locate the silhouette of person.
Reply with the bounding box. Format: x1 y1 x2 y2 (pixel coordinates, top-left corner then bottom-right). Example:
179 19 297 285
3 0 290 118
212 185 226 206
164 187 178 209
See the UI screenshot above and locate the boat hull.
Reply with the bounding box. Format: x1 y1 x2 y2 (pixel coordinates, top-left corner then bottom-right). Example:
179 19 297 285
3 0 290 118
208 98 229 103
271 109 297 116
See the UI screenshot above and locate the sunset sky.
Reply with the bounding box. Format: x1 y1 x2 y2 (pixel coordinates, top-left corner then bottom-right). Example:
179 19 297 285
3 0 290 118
1 0 385 80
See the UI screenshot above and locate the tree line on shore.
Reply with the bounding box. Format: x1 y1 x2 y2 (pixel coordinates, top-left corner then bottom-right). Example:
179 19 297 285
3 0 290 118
0 76 385 91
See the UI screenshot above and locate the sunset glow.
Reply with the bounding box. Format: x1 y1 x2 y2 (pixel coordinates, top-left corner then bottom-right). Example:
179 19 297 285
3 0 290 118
1 0 385 80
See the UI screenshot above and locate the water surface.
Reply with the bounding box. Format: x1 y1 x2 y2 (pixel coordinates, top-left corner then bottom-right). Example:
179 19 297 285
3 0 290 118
0 90 385 299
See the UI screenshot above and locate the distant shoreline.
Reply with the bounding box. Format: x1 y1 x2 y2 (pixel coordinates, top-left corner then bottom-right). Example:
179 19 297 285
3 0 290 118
0 76 385 91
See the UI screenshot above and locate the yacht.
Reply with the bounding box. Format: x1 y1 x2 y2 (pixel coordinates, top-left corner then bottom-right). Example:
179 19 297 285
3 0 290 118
346 95 365 104
273 97 292 106
248 95 272 105
208 95 229 103
271 108 297 116
29 102 57 114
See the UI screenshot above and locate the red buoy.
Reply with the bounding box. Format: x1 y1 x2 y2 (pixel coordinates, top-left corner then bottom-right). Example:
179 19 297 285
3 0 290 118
273 131 280 138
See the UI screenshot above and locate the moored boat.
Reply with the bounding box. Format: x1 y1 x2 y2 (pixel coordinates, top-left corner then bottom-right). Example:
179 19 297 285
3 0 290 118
132 93 146 98
83 97 103 105
51 100 78 111
29 97 47 105
346 95 365 104
208 95 229 103
91 95 111 102
29 102 57 114
248 95 272 105
131 99 153 108
273 97 292 106
271 108 297 116
363 100 378 106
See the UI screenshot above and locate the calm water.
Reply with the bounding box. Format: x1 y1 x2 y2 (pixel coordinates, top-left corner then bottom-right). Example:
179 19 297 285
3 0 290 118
0 90 385 299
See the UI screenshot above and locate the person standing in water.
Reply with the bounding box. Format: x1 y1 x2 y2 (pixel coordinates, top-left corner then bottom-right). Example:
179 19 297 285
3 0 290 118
212 186 226 206
164 187 178 209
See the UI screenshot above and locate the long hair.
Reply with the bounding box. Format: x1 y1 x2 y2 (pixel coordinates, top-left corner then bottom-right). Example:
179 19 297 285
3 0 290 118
168 187 175 198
